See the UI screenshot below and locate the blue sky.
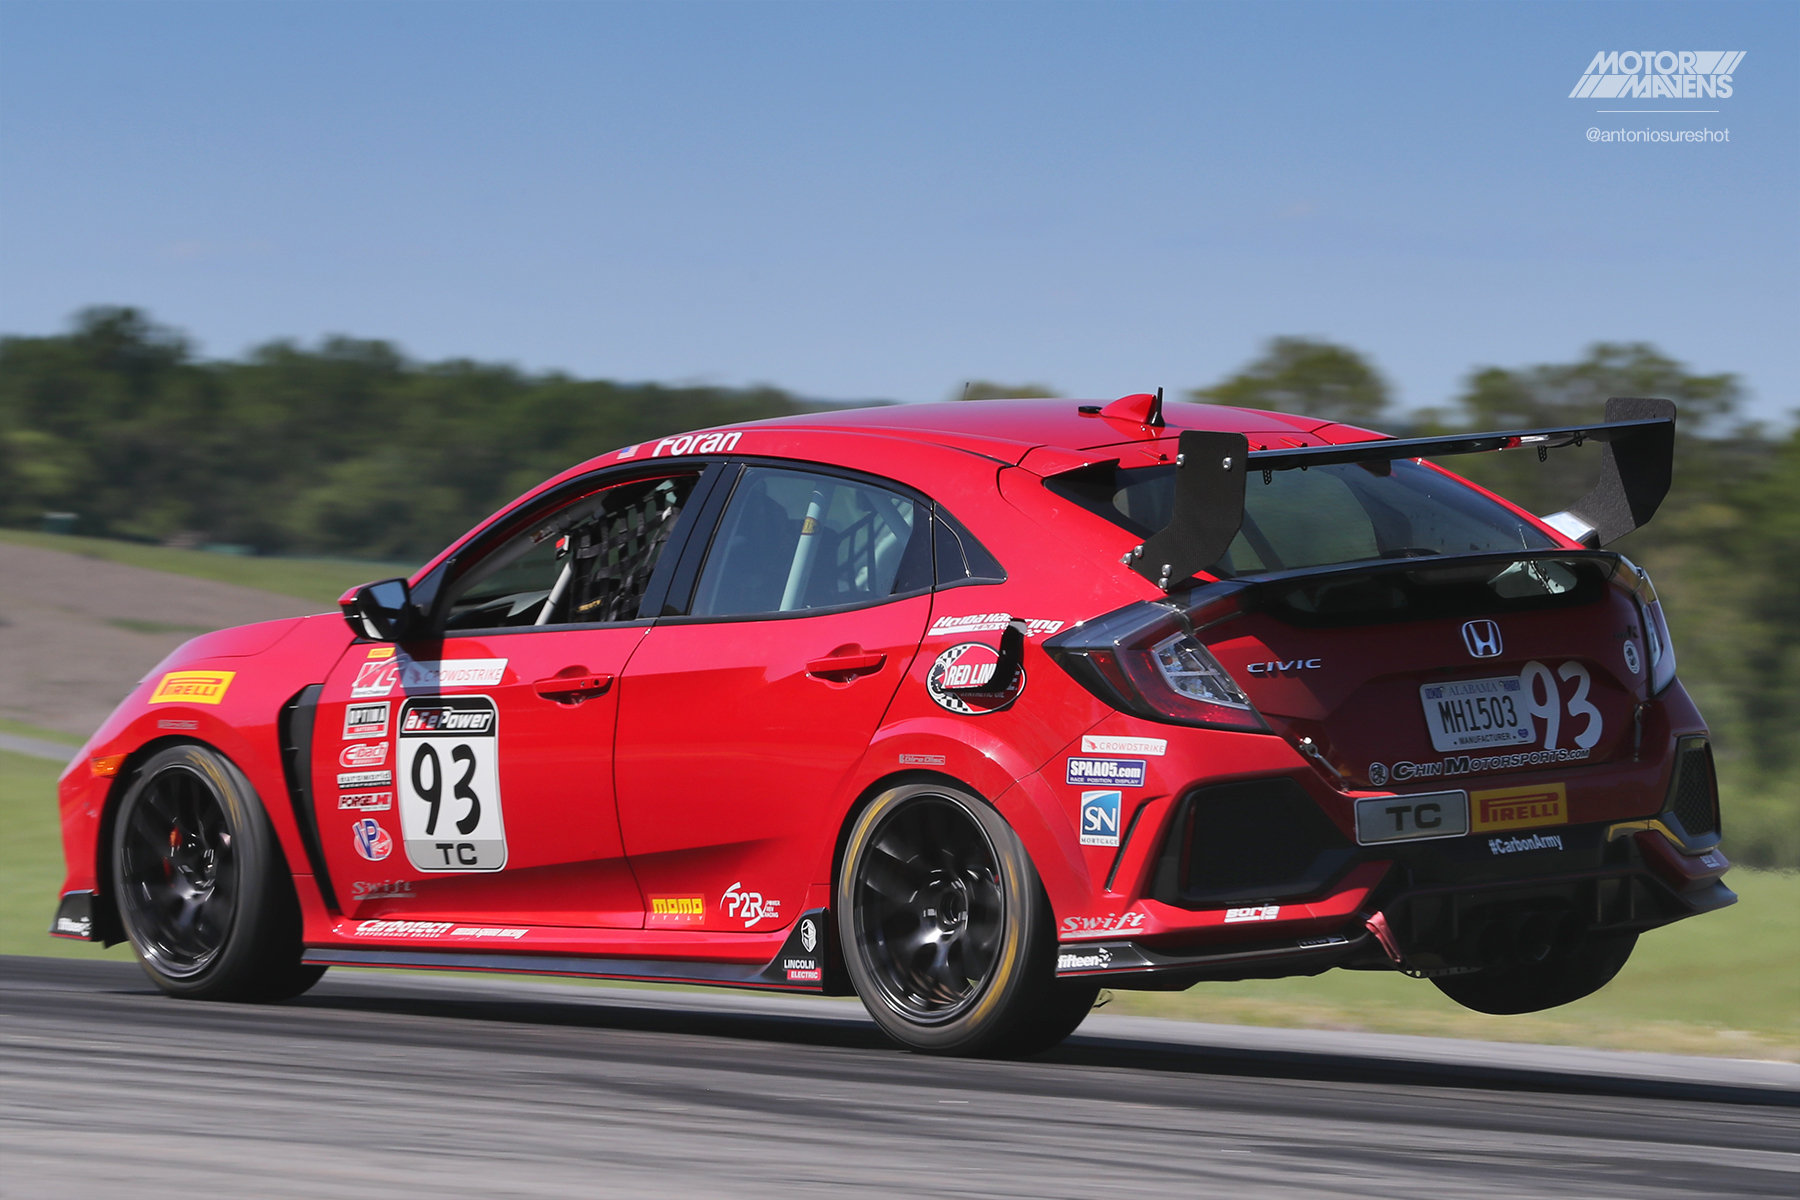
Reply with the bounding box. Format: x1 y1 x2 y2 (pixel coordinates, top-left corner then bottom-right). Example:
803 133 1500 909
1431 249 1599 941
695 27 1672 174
2 1 1794 423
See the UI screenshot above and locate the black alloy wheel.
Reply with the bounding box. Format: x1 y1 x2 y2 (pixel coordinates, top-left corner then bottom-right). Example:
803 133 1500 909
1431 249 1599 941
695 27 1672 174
852 794 1006 1023
111 744 324 1001
839 782 1097 1056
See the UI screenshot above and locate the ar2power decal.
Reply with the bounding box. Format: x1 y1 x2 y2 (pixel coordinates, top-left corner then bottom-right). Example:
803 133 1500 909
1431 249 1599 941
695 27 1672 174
395 695 507 871
926 642 1025 714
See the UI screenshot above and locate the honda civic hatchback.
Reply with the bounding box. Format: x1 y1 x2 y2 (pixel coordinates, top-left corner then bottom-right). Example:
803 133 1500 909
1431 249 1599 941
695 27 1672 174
51 391 1732 1055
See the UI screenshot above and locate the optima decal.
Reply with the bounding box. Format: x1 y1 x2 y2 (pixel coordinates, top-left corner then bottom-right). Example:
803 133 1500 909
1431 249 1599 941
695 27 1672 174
343 702 391 739
148 670 235 705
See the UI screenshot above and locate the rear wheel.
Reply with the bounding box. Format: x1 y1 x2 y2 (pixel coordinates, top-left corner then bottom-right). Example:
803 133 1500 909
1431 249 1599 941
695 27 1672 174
111 743 324 1002
838 782 1093 1056
1431 931 1637 1015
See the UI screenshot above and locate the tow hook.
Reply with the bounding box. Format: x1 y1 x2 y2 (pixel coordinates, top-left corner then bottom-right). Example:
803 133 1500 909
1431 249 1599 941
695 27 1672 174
1295 737 1351 788
1364 911 1405 965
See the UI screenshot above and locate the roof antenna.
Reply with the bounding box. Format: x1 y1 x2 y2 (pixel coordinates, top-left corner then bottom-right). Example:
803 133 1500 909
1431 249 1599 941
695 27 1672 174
1148 386 1165 427
962 381 972 401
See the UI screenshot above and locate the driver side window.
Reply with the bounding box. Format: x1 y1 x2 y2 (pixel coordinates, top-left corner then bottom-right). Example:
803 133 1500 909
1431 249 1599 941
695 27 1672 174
443 474 699 631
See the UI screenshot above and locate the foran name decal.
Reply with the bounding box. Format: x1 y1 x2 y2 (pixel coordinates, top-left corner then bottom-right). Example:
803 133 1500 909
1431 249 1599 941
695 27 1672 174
616 430 744 460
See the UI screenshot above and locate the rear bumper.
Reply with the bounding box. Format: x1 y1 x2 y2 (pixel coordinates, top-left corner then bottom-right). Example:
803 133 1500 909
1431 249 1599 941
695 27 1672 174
1056 820 1734 987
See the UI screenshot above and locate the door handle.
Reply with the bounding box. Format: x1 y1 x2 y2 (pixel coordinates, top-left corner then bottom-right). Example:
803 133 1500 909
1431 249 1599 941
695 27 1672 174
534 670 614 703
805 651 887 683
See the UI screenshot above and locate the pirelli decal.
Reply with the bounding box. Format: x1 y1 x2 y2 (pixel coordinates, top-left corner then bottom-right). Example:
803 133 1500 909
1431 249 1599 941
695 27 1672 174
149 670 236 705
1471 782 1568 832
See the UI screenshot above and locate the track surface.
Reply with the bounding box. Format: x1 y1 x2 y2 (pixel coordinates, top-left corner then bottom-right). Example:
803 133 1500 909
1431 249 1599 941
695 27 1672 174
4 956 1795 1199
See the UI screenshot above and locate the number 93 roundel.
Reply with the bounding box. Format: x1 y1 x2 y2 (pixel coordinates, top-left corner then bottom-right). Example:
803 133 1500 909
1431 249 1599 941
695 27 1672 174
396 695 507 871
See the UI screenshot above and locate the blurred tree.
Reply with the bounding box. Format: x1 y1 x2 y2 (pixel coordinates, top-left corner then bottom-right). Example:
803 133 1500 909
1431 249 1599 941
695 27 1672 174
1189 337 1390 428
953 381 1060 401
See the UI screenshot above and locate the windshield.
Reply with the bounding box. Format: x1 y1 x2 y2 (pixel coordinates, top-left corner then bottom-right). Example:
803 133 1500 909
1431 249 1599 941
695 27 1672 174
1048 457 1556 578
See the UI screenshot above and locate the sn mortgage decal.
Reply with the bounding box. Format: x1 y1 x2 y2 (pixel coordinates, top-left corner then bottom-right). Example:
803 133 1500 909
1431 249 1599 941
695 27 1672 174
1079 790 1123 848
1569 50 1744 100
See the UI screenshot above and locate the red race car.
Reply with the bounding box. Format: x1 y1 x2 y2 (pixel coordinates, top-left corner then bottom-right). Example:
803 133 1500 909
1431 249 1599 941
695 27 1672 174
50 392 1732 1055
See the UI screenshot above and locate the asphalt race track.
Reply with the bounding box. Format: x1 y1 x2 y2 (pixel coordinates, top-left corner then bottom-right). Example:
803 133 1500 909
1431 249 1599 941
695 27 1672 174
3 956 1795 1199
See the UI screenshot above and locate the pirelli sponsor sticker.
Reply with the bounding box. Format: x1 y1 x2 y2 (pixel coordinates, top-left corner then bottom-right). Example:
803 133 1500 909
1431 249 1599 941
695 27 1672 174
647 895 706 926
1471 782 1568 832
149 670 236 705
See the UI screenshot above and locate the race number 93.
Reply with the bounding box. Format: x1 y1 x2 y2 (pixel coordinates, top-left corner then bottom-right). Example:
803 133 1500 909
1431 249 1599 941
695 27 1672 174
396 695 507 871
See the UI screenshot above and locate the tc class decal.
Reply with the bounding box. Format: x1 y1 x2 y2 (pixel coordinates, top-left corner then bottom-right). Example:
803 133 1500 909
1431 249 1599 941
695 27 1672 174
396 695 507 872
926 642 1025 715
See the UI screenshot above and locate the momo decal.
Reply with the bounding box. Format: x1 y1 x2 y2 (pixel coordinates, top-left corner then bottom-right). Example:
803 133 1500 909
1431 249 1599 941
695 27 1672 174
339 742 390 769
396 695 506 872
343 702 391 739
337 791 393 812
1066 757 1146 788
1081 735 1166 756
148 670 235 705
927 614 1064 638
1061 911 1148 938
723 882 780 927
925 642 1024 715
647 895 706 926
351 817 393 862
1471 783 1568 832
1224 905 1280 923
1079 790 1123 847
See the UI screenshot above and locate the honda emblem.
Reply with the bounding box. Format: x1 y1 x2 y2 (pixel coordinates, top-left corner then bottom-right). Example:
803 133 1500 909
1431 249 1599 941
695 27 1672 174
1462 620 1504 658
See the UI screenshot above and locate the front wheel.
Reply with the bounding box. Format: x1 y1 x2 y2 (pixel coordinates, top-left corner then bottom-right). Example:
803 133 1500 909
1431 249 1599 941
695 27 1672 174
837 782 1093 1056
111 743 325 1002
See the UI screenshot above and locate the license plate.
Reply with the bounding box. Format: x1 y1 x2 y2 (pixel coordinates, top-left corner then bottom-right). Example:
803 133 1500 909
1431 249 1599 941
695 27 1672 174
1419 674 1534 753
1355 790 1469 845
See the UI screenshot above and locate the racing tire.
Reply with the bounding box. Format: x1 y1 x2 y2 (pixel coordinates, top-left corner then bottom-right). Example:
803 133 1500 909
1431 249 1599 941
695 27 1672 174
110 743 326 1002
838 781 1090 1056
1430 931 1637 1015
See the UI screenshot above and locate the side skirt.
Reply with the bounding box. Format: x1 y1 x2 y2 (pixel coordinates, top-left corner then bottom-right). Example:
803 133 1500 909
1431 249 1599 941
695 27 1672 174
303 908 832 993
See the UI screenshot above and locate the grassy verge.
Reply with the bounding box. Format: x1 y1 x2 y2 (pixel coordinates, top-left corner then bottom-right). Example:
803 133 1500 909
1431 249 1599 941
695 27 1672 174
6 746 1793 1057
0 719 86 747
0 528 413 607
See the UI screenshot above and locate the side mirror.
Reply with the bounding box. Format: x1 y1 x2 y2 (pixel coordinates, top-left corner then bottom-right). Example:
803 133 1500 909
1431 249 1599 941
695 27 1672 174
340 577 420 642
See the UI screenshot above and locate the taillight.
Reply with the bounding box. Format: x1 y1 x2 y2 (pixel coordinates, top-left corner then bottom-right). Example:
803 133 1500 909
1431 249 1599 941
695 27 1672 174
1044 600 1267 732
1618 557 1677 694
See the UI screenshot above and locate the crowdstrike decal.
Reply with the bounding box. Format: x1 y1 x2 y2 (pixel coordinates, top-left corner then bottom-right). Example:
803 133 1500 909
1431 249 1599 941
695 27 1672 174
1569 51 1745 100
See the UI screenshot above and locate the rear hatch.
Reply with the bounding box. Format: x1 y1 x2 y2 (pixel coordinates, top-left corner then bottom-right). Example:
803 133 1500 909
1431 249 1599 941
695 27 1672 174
1201 554 1646 789
1041 453 1650 790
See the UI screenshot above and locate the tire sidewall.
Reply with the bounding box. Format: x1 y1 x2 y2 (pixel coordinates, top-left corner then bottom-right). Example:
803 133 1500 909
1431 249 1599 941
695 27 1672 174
111 743 281 999
837 781 1055 1055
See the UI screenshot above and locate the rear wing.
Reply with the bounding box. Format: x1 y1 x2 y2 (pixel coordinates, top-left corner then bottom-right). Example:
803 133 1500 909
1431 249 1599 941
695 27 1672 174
1126 396 1675 591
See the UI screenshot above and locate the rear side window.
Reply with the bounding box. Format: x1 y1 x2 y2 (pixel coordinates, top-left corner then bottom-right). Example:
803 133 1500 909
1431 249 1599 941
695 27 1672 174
690 467 932 617
1051 458 1555 577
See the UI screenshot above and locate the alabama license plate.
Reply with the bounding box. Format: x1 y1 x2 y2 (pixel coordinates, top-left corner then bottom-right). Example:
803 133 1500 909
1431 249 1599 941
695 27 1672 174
1419 674 1534 753
1354 790 1470 845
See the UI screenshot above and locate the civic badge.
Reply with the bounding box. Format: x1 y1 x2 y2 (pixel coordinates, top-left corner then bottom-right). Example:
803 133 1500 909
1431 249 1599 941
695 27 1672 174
1461 619 1504 658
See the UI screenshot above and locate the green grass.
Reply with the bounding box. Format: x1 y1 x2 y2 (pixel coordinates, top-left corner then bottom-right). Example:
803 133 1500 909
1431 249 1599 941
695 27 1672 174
5 745 1793 1057
0 528 414 607
0 719 86 747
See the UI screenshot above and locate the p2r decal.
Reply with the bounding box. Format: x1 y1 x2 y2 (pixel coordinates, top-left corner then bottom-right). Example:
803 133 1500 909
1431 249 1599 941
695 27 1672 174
396 695 507 872
723 882 780 927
